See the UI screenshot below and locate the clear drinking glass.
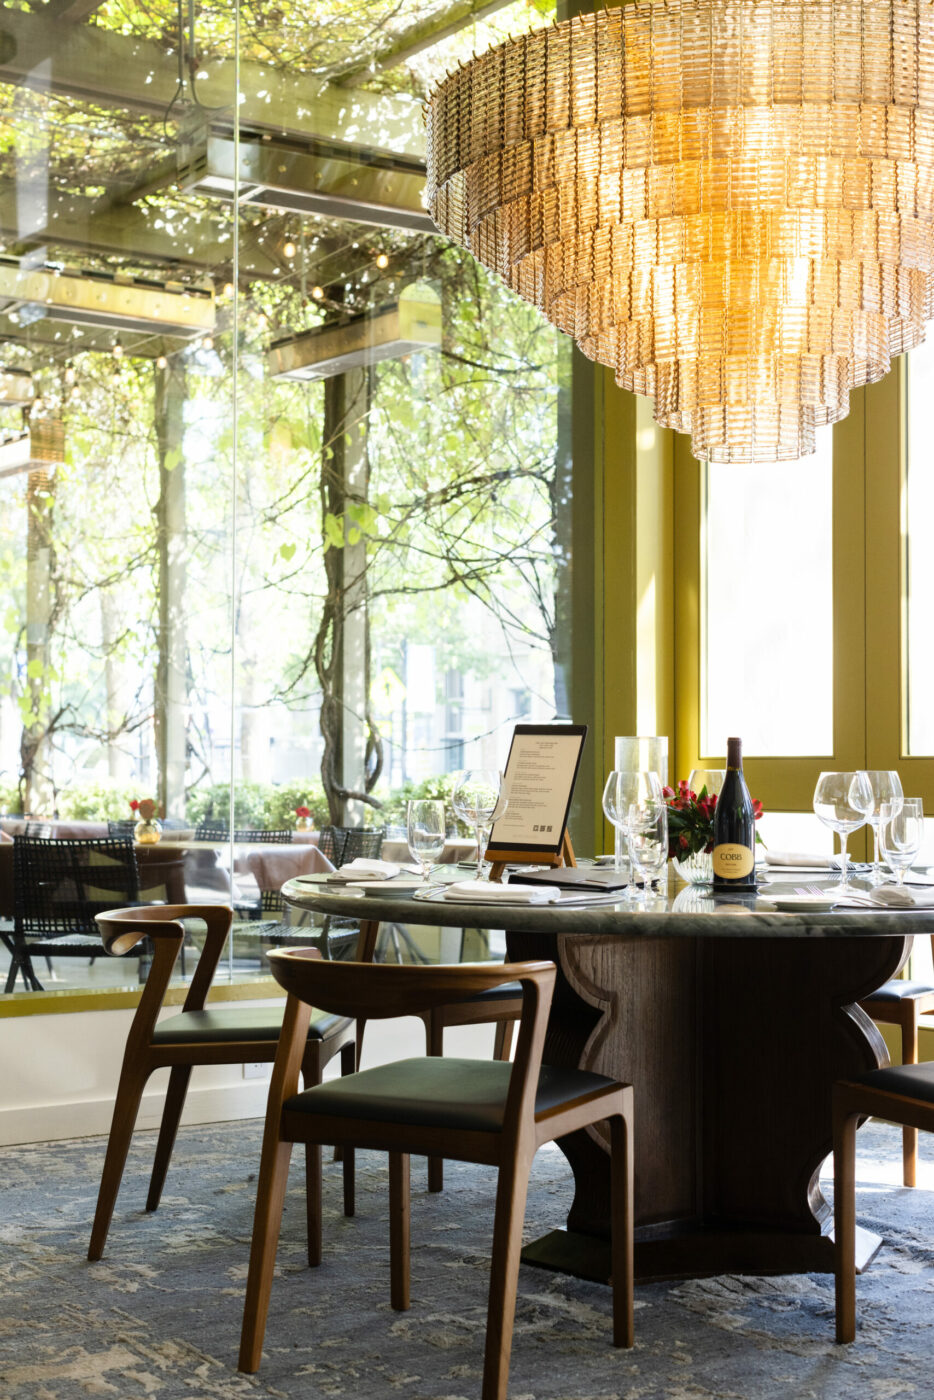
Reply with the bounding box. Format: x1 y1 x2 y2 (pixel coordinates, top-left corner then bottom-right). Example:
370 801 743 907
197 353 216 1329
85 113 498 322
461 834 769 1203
602 770 664 896
879 798 924 886
812 770 874 892
451 770 508 879
863 771 904 884
406 799 446 881
687 768 726 800
627 800 669 898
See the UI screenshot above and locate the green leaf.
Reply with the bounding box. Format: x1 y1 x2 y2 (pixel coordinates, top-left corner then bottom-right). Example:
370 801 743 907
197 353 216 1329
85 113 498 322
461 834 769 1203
324 513 345 550
26 658 45 680
279 542 297 562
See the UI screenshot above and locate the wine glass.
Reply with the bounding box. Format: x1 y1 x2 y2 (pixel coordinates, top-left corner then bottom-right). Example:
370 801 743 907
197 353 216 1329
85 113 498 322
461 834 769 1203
451 770 508 879
863 771 904 884
879 797 924 886
627 799 669 899
406 799 446 882
687 768 726 800
602 769 664 895
812 771 874 892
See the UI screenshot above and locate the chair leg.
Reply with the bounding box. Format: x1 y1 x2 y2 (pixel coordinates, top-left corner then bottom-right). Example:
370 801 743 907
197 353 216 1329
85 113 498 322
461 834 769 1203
610 1105 635 1348
493 1019 515 1062
833 1098 859 1344
389 1151 411 1311
238 1139 295 1373
306 1143 322 1267
88 1063 150 1261
426 1012 445 1193
146 1064 193 1212
340 1042 356 1217
901 1005 920 1188
482 1153 531 1400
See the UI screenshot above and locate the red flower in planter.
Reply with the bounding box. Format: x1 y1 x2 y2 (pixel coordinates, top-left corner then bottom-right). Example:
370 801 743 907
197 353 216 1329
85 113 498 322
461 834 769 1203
128 799 140 812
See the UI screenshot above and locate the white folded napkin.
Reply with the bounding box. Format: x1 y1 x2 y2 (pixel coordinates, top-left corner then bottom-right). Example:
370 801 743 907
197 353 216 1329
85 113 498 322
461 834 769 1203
442 880 562 905
870 884 934 909
328 858 401 882
763 850 840 869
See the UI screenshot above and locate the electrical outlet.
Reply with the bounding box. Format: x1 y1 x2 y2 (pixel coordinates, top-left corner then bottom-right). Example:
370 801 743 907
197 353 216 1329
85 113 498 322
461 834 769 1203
243 1062 269 1080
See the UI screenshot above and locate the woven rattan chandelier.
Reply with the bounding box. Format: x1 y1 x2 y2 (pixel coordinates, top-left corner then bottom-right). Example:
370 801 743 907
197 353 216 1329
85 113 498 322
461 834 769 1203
426 0 934 463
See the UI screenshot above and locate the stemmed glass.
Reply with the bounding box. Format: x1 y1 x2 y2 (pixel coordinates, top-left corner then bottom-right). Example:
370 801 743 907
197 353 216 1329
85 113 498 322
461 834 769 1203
863 771 904 884
879 798 924 886
688 768 726 800
602 769 664 896
627 799 669 900
406 799 446 883
451 770 508 879
812 771 874 893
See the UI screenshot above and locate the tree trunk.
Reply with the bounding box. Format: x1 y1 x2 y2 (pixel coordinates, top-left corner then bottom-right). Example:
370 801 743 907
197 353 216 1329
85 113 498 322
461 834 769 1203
20 467 55 814
315 364 383 826
153 361 188 820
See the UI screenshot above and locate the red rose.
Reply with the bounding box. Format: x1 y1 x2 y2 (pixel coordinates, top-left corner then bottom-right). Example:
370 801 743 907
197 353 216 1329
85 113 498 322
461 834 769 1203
679 832 689 849
129 799 139 811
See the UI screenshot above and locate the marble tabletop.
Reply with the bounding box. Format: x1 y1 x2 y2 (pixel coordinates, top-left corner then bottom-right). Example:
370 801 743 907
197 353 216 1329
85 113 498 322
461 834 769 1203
281 870 934 939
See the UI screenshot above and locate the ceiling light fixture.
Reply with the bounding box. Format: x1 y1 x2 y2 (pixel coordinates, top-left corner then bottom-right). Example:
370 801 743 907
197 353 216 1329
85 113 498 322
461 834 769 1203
426 1 934 463
0 259 215 341
0 366 34 407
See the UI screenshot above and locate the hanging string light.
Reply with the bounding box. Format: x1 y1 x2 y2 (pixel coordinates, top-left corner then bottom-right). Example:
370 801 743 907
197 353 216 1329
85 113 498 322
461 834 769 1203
426 0 934 463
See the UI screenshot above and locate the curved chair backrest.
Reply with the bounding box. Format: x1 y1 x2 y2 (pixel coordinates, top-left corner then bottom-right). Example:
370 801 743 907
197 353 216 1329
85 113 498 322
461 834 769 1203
14 836 140 936
267 949 557 1142
95 904 235 1028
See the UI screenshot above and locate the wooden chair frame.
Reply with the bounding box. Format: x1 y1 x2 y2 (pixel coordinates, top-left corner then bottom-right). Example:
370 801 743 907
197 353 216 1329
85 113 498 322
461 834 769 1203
833 1075 934 1342
88 904 355 1262
859 935 934 1185
238 951 634 1400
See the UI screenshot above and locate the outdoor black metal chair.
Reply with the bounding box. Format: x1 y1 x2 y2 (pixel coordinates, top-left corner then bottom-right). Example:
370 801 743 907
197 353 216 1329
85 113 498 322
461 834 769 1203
4 836 143 993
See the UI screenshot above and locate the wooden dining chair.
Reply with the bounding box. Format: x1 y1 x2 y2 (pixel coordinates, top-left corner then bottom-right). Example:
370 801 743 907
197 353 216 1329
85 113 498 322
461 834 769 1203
87 904 355 1262
238 951 634 1400
858 937 934 1185
833 1062 934 1341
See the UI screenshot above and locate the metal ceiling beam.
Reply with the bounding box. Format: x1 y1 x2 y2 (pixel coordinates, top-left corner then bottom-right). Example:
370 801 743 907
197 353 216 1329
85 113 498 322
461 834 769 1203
332 0 515 86
0 9 424 160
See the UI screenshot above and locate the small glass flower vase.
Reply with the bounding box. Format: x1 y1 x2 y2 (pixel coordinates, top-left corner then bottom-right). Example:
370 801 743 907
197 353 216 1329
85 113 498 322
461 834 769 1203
672 849 713 885
134 818 162 845
295 816 314 832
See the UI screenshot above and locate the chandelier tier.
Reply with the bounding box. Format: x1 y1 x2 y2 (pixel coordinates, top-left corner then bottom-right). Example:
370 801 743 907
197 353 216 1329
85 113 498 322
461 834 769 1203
425 0 934 462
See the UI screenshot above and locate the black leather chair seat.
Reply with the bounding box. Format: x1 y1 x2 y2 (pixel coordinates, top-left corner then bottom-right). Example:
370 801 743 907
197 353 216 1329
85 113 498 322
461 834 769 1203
859 1061 934 1104
865 978 934 1002
465 980 522 1003
152 1006 347 1044
283 1057 617 1133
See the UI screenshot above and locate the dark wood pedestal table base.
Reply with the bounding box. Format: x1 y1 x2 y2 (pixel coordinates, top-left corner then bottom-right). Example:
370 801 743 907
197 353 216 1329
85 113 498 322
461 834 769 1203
281 876 931 1283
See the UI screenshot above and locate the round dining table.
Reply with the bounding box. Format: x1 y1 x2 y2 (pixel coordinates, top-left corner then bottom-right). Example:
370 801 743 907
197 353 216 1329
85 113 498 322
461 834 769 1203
281 872 934 1284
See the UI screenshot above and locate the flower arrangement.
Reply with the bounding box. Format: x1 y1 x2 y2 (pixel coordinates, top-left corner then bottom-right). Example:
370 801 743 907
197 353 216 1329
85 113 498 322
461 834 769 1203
295 805 312 819
129 797 157 821
663 780 763 861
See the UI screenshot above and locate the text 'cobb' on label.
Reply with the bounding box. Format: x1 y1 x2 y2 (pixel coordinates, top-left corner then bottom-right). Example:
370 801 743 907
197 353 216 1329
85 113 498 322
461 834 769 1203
712 843 755 879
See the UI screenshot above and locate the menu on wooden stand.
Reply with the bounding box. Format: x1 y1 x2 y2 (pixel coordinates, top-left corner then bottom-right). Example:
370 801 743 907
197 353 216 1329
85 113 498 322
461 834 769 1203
485 724 587 877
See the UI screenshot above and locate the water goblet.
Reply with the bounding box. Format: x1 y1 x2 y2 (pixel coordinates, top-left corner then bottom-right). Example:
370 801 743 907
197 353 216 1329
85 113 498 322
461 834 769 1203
602 769 664 895
812 771 874 892
406 799 446 882
863 771 904 884
879 797 924 886
627 800 669 899
687 768 726 800
451 770 508 879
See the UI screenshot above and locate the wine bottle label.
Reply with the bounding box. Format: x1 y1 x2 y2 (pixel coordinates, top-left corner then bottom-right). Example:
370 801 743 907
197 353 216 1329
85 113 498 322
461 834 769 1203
712 843 755 878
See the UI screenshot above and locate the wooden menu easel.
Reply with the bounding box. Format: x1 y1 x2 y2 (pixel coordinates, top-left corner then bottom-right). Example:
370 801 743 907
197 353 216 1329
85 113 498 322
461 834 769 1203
488 830 576 884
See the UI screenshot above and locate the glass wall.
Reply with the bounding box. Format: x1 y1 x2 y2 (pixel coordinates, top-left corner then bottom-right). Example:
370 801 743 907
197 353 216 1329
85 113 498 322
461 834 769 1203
0 0 563 998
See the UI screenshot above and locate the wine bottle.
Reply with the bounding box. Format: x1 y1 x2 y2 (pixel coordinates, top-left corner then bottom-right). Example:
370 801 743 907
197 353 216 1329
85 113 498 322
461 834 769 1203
712 737 757 889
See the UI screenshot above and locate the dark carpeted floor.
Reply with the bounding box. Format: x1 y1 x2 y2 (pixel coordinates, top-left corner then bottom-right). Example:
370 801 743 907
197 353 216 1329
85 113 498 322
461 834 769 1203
1 1118 933 1398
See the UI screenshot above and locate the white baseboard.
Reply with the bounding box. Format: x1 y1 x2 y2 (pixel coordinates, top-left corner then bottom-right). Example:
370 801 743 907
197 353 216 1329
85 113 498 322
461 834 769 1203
0 1077 273 1147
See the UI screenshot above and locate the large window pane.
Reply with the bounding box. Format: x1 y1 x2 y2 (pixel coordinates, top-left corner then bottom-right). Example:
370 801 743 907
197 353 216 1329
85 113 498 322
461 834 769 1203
701 434 834 757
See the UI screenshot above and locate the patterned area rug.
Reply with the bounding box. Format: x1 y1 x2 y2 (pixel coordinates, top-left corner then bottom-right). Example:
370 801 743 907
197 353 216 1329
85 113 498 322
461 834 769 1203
2 1118 933 1399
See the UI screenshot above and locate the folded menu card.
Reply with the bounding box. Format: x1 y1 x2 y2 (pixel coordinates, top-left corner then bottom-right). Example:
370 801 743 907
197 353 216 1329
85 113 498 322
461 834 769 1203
327 858 401 882
442 880 562 904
